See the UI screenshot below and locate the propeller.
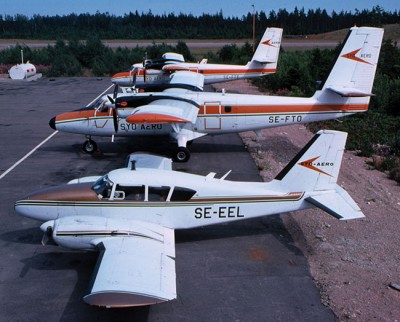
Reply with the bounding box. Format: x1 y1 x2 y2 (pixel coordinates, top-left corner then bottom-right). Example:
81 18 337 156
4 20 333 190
132 67 137 87
107 84 119 133
41 225 53 246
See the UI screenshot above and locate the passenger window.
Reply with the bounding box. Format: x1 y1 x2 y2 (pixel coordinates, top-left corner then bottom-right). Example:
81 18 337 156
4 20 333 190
116 185 145 201
170 186 196 201
148 186 170 201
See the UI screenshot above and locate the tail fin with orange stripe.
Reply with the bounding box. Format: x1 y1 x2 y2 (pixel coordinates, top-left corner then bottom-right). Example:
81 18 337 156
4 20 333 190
248 27 282 69
316 26 384 100
274 130 364 220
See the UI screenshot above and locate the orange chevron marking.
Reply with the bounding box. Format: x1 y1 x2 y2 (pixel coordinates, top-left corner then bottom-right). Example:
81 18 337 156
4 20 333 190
298 156 333 177
341 48 372 65
262 39 275 47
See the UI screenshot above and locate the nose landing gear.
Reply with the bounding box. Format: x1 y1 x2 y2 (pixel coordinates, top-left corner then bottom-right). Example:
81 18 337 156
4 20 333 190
82 139 98 154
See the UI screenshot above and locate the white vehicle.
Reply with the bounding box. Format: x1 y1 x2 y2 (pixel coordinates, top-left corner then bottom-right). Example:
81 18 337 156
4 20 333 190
111 27 283 88
49 26 384 162
15 130 364 308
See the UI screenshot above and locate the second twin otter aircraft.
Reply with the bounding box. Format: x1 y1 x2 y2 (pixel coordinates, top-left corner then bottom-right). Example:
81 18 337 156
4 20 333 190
111 27 283 88
49 27 384 162
15 130 364 308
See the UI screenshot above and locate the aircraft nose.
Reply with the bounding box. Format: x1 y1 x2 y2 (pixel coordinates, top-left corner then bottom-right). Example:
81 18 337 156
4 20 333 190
49 117 56 130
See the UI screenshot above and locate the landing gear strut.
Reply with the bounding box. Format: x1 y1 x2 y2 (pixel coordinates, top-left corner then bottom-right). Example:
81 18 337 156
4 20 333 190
82 139 97 154
173 147 191 162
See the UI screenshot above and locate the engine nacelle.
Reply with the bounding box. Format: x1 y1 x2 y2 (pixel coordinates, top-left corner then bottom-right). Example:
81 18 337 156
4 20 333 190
40 216 164 251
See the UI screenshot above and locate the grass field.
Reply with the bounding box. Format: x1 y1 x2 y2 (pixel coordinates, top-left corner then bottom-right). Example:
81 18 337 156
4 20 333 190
0 24 398 57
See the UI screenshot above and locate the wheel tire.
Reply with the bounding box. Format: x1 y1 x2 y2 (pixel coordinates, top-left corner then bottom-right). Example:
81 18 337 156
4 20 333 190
82 140 97 154
173 147 191 162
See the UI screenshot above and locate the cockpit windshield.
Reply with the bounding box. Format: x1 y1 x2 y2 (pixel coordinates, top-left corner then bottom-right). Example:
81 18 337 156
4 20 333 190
88 96 110 112
92 175 114 199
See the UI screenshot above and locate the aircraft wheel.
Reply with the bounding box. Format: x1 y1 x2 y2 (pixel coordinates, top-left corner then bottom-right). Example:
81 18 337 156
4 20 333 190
82 139 97 154
173 147 191 162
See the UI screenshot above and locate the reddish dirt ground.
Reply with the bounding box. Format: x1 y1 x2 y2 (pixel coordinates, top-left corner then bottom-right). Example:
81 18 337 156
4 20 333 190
213 80 400 321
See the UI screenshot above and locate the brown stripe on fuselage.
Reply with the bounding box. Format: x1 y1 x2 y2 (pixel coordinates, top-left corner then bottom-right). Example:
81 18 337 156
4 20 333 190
22 182 99 202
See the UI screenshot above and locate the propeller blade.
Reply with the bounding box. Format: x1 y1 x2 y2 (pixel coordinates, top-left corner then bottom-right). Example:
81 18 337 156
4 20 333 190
41 226 53 246
113 84 119 100
107 95 114 104
132 67 137 87
112 107 118 133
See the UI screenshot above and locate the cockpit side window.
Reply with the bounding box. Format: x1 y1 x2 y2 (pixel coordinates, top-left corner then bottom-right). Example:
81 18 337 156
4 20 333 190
170 186 196 201
116 185 145 201
148 186 170 201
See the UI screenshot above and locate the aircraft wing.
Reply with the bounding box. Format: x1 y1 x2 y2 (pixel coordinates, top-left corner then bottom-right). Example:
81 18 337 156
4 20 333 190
84 226 176 308
125 153 172 170
126 98 199 124
162 64 191 72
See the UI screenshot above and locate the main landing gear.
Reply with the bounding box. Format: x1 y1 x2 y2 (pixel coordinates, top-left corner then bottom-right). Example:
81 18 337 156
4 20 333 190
173 147 191 162
82 139 98 154
81 137 192 162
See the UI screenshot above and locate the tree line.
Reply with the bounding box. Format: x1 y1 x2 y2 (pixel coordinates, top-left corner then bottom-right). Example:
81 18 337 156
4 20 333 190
0 5 399 39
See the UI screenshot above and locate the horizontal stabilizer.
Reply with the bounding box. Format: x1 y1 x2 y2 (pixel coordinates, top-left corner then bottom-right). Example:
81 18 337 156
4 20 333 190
306 185 365 220
327 86 374 97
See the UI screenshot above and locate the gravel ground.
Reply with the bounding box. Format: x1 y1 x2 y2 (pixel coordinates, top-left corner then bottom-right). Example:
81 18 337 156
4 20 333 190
213 80 400 321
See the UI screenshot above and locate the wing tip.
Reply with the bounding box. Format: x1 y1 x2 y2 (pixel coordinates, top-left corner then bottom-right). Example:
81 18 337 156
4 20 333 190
83 291 174 308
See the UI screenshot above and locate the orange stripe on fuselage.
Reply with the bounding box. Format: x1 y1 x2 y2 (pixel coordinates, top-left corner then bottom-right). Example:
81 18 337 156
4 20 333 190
55 103 368 124
56 110 96 122
200 68 276 75
198 103 368 115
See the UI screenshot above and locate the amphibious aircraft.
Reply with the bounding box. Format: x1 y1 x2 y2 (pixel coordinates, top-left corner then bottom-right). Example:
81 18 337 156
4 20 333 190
15 130 364 308
49 26 384 162
111 27 283 88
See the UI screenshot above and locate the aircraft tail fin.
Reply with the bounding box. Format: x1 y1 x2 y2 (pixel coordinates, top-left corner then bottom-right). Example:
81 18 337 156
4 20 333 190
274 130 364 220
251 27 283 64
318 26 384 98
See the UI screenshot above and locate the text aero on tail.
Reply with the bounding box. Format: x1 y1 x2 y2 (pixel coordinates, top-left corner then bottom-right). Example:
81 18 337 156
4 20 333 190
274 130 364 220
315 26 384 106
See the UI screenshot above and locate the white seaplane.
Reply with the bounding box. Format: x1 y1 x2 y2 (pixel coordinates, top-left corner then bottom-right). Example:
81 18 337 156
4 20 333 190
49 26 384 162
111 27 283 88
15 130 364 308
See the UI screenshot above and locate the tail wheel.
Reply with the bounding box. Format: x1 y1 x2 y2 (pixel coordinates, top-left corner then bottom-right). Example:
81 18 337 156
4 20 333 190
173 147 191 163
82 139 97 154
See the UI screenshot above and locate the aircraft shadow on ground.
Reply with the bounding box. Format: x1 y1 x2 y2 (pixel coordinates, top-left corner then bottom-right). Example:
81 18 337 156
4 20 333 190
1 227 43 245
19 250 151 322
41 134 247 158
176 215 303 256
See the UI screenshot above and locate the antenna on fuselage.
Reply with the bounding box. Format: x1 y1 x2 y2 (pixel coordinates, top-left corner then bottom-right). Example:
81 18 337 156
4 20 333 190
130 160 136 171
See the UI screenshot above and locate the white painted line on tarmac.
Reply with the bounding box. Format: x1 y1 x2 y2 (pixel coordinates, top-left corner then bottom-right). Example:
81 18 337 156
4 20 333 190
0 84 114 181
0 131 59 181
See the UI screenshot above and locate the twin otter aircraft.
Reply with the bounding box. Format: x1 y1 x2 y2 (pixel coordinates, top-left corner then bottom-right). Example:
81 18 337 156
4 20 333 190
49 26 383 162
111 27 283 88
16 130 364 308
